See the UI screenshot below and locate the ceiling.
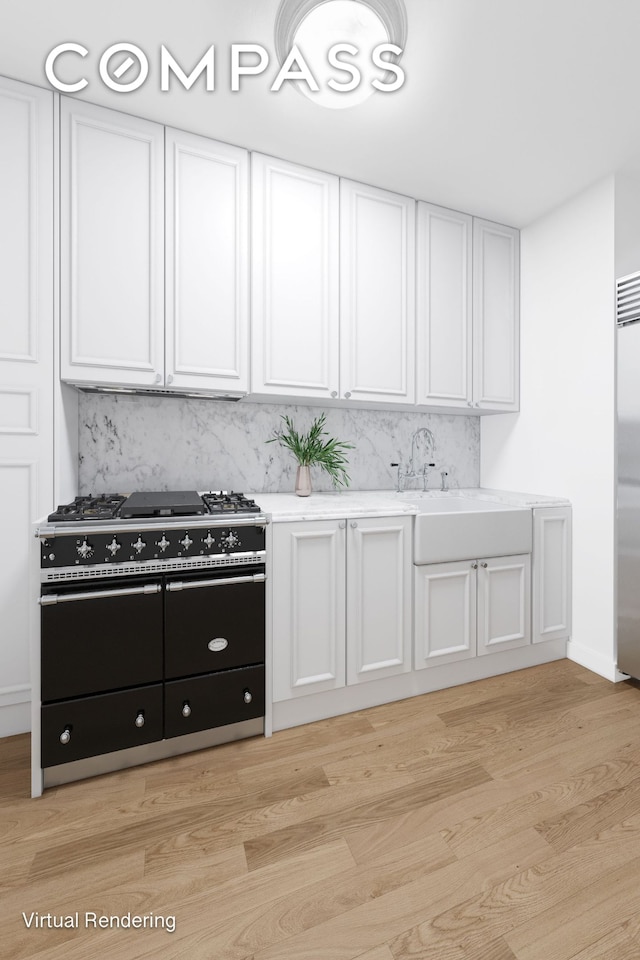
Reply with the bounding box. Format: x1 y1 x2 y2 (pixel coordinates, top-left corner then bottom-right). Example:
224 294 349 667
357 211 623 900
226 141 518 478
3 0 640 226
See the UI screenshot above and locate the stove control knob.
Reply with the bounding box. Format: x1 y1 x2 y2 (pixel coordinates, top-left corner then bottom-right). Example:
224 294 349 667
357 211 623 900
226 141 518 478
106 537 121 557
133 536 146 555
182 702 192 718
157 535 170 553
59 727 71 745
221 531 240 550
180 534 193 551
203 532 216 549
76 539 94 560
135 712 145 728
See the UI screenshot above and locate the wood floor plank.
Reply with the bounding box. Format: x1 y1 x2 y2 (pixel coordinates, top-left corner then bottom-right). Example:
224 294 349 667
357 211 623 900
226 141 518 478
503 854 640 960
442 759 640 859
244 762 492 872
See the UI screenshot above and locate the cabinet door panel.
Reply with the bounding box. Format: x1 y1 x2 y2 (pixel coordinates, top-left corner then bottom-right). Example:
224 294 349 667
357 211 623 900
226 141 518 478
166 130 248 393
416 203 472 407
252 155 339 398
533 507 572 643
414 561 476 668
347 517 411 684
60 99 164 386
0 77 53 733
473 219 520 410
340 180 415 403
272 521 346 701
477 554 530 655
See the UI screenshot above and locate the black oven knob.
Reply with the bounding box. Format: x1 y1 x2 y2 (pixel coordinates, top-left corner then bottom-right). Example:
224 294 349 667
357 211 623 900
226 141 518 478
106 537 121 557
221 531 240 550
133 536 146 555
76 539 94 560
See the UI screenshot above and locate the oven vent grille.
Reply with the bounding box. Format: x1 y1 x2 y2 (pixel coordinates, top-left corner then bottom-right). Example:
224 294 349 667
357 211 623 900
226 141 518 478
42 552 266 582
617 271 640 326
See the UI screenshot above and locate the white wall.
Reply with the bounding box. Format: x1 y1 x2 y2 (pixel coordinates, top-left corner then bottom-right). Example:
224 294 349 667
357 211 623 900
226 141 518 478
481 176 618 680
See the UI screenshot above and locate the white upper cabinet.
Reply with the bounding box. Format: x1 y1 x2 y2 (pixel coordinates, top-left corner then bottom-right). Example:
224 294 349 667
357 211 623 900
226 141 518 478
416 202 473 408
473 218 520 411
340 180 416 404
165 129 249 394
251 154 339 399
60 99 164 387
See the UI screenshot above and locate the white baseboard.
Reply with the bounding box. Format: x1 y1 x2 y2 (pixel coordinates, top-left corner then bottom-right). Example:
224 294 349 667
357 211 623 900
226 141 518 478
567 640 627 682
0 684 31 737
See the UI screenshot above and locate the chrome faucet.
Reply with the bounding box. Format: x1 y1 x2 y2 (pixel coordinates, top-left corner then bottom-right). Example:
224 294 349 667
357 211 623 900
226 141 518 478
391 429 437 492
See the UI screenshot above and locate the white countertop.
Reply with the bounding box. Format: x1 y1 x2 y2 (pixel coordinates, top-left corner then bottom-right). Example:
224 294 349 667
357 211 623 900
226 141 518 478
249 488 570 522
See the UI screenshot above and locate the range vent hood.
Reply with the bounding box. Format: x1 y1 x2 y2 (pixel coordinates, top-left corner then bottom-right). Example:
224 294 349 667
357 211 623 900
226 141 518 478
616 271 640 326
76 385 245 402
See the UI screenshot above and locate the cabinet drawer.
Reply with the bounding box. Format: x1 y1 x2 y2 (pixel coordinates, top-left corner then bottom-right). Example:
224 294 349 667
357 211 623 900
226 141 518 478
41 581 163 702
165 577 265 679
41 684 163 767
165 665 265 739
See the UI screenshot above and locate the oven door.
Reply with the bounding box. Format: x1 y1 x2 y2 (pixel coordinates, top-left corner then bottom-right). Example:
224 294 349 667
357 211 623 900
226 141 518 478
40 576 163 702
164 565 265 679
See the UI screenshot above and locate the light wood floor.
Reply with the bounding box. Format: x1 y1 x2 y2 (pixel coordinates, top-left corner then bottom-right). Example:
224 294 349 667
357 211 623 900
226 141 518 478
2 659 640 960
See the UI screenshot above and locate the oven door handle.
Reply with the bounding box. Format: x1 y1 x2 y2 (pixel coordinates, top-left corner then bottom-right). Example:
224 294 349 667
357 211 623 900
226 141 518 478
39 584 162 606
166 573 266 592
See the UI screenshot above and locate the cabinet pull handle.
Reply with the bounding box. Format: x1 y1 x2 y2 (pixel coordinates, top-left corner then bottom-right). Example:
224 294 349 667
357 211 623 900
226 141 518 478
243 689 253 704
208 638 228 652
59 727 71 745
154 373 162 384
135 712 145 728
182 702 192 718
167 374 174 385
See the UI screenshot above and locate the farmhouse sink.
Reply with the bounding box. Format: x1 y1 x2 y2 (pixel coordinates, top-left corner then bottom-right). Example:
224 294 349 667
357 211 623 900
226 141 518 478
406 496 532 564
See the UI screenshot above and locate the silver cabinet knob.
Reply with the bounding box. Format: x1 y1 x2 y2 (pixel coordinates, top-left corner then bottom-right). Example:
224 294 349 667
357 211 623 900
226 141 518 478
59 727 71 745
180 534 193 551
351 521 358 529
167 374 174 385
243 689 253 704
344 392 352 399
475 402 480 408
331 391 338 399
154 373 161 384
481 562 488 568
467 401 473 407
182 702 191 718
135 712 145 728
471 562 478 569
339 521 346 530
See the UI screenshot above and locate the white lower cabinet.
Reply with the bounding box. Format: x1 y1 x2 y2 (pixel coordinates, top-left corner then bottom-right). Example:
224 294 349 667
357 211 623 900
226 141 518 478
532 506 572 643
272 516 412 703
415 554 531 669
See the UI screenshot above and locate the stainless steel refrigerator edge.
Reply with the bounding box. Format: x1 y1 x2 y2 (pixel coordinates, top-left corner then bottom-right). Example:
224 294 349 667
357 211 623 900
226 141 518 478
616 271 640 677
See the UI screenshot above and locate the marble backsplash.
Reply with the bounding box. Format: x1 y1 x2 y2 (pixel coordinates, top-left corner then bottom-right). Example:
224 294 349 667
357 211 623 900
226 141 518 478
78 393 480 495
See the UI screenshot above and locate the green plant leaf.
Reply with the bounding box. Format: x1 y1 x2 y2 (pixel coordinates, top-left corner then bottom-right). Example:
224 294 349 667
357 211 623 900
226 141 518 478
266 413 354 487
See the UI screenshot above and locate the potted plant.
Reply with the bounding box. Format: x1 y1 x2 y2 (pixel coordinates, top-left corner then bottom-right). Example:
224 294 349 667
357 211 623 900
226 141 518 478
267 413 354 496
